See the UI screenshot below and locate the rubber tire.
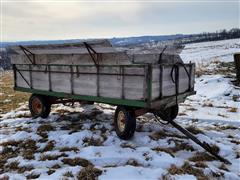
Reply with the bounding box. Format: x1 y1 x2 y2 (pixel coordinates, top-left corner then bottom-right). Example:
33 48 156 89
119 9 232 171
114 106 136 140
156 104 179 122
29 94 51 118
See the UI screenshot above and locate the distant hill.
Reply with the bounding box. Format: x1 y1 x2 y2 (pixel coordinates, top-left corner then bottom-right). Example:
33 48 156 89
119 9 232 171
0 34 188 48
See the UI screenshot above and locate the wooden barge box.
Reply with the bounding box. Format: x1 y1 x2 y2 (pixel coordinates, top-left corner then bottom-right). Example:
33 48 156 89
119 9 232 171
10 39 195 110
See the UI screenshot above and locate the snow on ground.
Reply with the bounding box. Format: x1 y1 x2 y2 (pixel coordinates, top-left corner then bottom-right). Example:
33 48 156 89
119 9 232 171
0 39 240 179
0 102 239 180
181 38 240 64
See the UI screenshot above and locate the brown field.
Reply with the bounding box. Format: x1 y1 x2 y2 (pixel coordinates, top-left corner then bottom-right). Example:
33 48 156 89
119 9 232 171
0 71 29 114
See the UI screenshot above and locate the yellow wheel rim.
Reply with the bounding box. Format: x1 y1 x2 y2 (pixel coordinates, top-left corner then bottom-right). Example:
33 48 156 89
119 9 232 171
117 111 126 132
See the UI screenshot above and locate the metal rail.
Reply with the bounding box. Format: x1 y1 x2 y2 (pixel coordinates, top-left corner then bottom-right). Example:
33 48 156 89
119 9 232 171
169 120 231 164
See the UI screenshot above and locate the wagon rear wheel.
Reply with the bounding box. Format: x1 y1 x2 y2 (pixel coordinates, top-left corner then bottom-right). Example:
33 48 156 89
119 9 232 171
29 94 51 118
114 106 136 140
155 104 179 122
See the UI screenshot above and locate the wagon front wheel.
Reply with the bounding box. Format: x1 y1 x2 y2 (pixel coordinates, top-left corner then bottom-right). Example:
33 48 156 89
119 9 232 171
29 94 51 118
155 104 179 122
114 106 136 140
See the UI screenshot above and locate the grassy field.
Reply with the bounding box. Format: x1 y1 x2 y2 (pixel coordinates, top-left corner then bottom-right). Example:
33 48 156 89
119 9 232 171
0 71 29 114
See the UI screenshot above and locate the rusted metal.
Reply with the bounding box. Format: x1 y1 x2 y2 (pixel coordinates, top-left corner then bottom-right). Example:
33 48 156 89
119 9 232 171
134 108 149 117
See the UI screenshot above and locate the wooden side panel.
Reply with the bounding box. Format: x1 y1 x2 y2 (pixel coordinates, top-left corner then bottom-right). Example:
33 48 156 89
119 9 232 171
16 71 30 88
11 52 132 65
178 66 190 93
99 75 122 98
124 76 145 100
162 66 176 97
72 66 97 96
152 67 160 100
32 74 49 91
73 74 97 96
50 66 71 93
14 64 147 100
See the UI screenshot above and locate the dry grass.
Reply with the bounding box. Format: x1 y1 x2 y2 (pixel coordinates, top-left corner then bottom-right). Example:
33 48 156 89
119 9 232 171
168 161 208 180
5 160 19 171
217 113 228 118
47 169 56 175
152 142 194 157
178 112 187 116
0 71 29 114
217 125 238 130
40 153 67 161
62 157 93 167
0 139 38 162
202 102 214 107
228 107 238 113
189 152 216 162
26 173 40 179
230 139 240 145
0 140 22 147
59 146 79 152
194 161 207 168
126 159 143 167
77 166 102 180
37 124 55 132
186 107 198 111
83 137 103 147
152 147 175 157
149 130 168 140
15 126 32 133
41 140 55 152
51 164 61 169
63 171 74 177
186 125 203 135
120 143 136 150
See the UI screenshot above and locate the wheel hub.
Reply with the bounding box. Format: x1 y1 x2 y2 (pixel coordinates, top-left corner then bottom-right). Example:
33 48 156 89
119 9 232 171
32 98 42 115
117 111 126 132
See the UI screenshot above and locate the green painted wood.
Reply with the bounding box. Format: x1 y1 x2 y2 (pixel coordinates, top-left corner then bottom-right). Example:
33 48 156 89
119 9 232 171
15 87 147 108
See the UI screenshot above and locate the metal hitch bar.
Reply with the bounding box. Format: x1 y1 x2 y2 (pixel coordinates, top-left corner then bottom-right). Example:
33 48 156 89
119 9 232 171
169 120 231 164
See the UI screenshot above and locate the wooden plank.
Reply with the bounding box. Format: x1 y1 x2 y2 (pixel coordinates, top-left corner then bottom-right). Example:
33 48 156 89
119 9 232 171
16 71 30 88
9 39 112 53
73 74 97 96
11 52 132 65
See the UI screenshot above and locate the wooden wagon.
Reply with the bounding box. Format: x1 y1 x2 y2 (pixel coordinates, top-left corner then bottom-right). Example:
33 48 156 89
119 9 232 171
10 39 195 139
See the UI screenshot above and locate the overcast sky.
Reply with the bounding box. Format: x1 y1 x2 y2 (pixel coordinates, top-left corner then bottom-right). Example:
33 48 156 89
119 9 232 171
1 0 239 41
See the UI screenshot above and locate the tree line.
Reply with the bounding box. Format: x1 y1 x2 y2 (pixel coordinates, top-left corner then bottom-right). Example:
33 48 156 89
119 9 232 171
179 28 240 44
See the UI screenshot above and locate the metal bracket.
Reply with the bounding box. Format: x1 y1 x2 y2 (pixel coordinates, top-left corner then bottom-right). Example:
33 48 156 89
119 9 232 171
83 42 99 67
158 46 167 64
19 45 35 64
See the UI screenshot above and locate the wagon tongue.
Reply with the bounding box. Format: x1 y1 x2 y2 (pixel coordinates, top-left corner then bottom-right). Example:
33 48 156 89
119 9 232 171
155 117 231 164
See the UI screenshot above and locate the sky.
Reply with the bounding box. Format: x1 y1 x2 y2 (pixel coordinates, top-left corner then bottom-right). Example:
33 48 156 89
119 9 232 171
0 0 239 41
